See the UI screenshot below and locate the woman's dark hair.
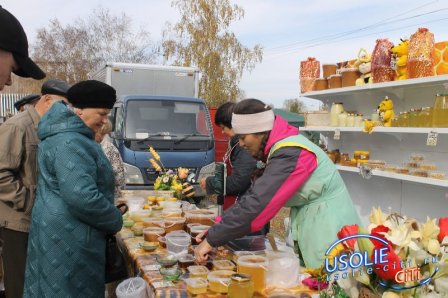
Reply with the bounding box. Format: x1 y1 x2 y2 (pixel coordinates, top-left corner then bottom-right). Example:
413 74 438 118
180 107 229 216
215 102 235 128
234 98 272 178
233 98 272 115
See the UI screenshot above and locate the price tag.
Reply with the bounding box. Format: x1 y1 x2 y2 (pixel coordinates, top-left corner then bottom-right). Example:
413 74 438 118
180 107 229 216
333 129 341 140
426 131 438 147
152 281 174 289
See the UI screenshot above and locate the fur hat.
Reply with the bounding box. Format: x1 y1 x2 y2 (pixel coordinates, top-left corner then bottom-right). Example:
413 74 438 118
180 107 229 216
67 80 116 109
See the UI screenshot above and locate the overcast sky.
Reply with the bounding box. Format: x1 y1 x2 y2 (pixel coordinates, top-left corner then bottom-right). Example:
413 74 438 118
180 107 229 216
2 0 448 109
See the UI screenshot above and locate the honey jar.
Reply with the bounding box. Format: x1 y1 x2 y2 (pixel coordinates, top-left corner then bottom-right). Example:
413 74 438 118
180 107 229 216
187 265 209 279
185 277 208 295
208 270 234 293
237 255 268 293
228 273 254 298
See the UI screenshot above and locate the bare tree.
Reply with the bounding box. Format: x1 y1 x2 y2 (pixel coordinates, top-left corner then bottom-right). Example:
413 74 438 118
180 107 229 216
162 0 263 107
32 7 156 84
283 98 305 113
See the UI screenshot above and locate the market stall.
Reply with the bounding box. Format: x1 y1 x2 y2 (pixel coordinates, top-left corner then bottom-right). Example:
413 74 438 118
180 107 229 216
115 189 315 297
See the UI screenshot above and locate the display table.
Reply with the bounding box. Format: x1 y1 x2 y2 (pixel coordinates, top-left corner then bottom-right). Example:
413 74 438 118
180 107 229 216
117 228 315 297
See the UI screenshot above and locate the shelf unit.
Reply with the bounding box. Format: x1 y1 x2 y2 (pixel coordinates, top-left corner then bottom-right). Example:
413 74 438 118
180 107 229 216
336 165 448 188
301 126 448 134
302 76 448 224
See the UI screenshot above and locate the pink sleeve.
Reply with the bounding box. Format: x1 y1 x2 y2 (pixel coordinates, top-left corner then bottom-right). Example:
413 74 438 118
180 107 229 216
250 149 317 232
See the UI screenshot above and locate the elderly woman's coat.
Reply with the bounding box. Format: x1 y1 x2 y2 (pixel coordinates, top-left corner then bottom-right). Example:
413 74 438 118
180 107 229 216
23 102 123 297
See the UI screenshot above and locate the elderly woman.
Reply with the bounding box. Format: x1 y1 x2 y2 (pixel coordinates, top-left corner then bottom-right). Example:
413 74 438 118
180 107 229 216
195 98 360 269
23 80 124 297
96 120 125 199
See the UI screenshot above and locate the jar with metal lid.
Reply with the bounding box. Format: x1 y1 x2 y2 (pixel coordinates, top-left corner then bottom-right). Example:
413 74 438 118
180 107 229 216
433 93 448 127
228 273 254 298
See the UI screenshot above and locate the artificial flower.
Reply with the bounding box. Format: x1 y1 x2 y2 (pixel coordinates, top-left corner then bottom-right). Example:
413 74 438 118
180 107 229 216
427 239 441 255
385 224 420 252
438 217 448 243
421 217 440 249
370 206 388 226
337 224 359 249
149 158 162 172
374 242 402 281
149 146 160 161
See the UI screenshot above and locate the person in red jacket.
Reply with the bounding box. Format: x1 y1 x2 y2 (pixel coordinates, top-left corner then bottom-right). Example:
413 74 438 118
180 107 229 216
200 102 256 210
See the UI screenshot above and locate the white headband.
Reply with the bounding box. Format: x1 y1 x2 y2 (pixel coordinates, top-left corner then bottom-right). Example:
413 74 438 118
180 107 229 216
232 110 275 134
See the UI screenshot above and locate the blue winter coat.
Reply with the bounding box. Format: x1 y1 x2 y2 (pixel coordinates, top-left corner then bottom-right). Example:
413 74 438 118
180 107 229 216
23 102 123 297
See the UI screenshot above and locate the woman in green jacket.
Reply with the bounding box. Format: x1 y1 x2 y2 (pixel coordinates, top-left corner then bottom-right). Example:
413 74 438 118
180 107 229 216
24 80 124 297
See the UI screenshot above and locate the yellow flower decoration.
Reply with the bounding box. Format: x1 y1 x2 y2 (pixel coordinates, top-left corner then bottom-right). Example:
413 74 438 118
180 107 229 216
369 207 388 226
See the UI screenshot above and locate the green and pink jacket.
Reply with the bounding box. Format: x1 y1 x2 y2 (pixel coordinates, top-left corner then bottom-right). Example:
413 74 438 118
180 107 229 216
206 116 360 268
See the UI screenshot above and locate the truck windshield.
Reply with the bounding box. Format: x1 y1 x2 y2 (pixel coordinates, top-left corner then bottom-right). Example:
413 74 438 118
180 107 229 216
125 100 212 141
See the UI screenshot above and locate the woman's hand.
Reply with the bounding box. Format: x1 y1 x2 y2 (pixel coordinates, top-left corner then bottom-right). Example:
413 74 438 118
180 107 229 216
194 238 213 262
199 178 206 190
194 231 207 244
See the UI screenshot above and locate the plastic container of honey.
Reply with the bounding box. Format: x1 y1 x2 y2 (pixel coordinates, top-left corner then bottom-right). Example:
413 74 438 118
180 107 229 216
187 265 209 279
185 210 216 225
207 270 234 293
142 217 164 228
163 217 186 234
237 255 268 293
185 278 208 295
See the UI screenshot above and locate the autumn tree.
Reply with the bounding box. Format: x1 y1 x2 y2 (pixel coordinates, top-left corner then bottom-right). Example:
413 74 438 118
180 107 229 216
283 98 305 113
162 0 263 107
32 7 155 85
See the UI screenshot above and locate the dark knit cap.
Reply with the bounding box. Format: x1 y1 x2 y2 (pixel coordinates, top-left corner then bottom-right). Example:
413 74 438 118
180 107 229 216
67 80 116 109
41 79 70 97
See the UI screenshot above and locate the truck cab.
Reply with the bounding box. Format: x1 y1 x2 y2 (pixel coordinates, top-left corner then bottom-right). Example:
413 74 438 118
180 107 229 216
110 95 214 194
91 62 215 196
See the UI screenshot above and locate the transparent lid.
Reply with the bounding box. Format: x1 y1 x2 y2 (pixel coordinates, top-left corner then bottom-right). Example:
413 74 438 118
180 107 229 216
188 265 209 275
185 277 208 288
207 270 234 283
213 260 235 270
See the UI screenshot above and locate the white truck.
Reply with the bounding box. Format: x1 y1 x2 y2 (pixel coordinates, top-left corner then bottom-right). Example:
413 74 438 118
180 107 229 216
91 62 214 196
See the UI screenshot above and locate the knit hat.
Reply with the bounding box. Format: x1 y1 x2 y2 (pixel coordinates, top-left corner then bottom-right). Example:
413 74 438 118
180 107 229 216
0 6 45 79
67 80 116 109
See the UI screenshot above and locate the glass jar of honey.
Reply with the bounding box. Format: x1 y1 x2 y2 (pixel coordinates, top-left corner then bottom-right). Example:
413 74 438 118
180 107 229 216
398 112 409 127
237 255 268 293
228 273 254 298
433 93 448 127
408 108 418 127
419 107 432 127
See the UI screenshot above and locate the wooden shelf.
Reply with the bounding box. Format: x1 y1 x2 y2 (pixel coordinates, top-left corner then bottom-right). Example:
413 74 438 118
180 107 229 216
336 165 448 187
301 126 448 134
